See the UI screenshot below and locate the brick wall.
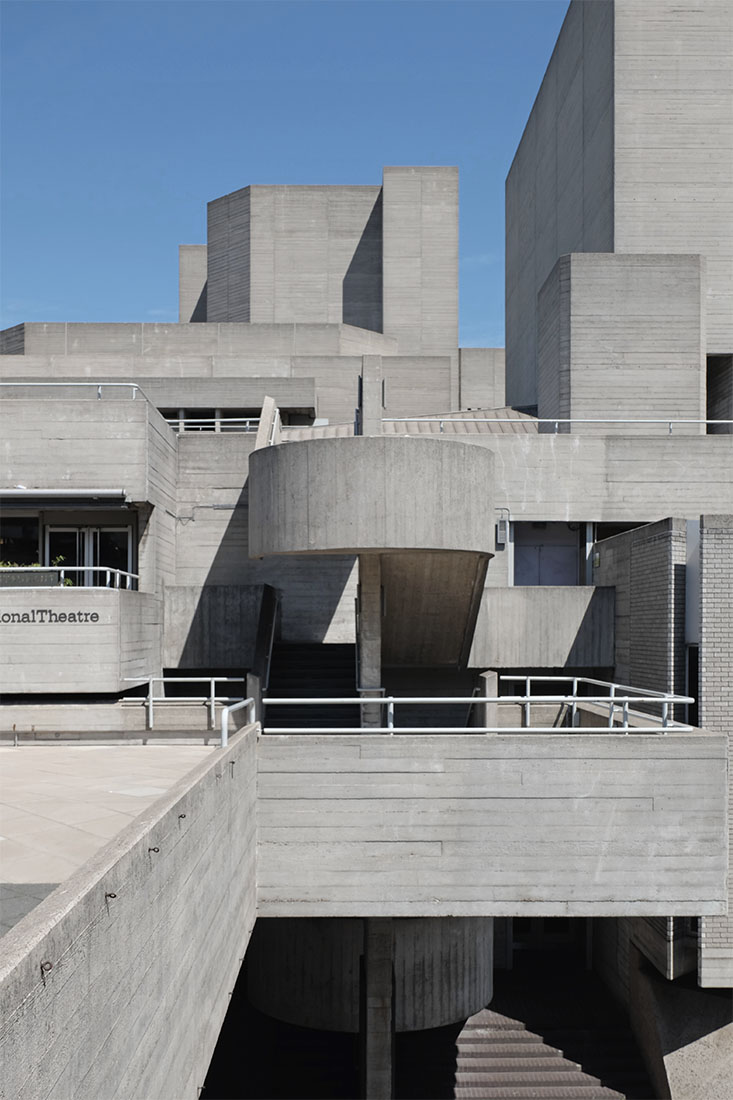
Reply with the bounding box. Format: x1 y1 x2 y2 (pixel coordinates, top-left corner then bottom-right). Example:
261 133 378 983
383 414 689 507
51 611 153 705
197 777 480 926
593 518 687 700
698 514 733 987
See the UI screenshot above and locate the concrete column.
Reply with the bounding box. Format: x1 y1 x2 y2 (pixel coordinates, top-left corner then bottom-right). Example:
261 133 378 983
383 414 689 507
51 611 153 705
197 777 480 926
362 918 394 1100
359 355 383 436
473 669 499 730
358 555 382 727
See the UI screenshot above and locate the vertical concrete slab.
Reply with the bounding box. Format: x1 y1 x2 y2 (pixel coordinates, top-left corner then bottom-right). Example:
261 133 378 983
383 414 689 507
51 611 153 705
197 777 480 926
614 0 733 354
382 167 459 405
178 245 208 322
363 918 395 1100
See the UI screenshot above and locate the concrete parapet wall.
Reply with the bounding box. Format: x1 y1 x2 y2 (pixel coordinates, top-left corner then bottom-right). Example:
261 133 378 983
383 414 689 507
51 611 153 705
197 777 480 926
479 434 733 522
0 728 258 1100
0 590 162 694
0 397 176 516
2 321 397 360
469 585 614 668
248 436 495 556
163 583 264 668
257 732 728 917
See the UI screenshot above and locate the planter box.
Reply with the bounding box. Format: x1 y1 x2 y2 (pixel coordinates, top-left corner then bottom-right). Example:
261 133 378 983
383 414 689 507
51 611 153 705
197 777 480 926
0 569 60 588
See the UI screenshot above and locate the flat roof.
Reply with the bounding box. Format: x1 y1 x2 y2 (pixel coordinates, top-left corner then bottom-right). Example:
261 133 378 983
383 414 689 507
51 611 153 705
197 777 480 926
0 744 215 935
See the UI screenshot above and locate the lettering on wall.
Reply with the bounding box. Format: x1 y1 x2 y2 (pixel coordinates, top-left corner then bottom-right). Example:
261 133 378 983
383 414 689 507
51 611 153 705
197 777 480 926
0 609 101 624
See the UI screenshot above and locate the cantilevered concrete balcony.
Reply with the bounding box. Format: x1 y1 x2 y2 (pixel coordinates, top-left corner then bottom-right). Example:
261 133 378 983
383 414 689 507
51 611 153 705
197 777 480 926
248 435 495 666
0 587 161 693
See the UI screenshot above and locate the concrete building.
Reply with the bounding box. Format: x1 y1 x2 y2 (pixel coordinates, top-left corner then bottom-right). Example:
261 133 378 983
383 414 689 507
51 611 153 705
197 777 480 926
0 2 731 1097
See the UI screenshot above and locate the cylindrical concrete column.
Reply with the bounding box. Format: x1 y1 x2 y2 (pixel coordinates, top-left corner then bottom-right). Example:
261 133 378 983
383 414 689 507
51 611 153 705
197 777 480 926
246 916 493 1033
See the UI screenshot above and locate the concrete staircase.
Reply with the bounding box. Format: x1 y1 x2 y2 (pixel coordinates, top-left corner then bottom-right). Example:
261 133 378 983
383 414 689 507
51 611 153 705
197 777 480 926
396 962 655 1100
263 642 359 730
451 1008 633 1099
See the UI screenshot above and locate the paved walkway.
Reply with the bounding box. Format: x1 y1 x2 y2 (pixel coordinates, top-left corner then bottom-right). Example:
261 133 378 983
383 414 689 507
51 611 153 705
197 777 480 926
0 743 215 935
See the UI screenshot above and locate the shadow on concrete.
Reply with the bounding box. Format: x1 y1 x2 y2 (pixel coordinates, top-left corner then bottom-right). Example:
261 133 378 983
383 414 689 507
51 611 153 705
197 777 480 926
189 280 208 322
173 474 356 674
343 193 382 333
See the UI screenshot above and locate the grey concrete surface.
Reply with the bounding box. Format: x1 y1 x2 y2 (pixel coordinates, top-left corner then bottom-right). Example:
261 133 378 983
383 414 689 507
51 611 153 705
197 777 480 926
469 585 614 668
208 184 383 328
0 744 215 925
506 0 733 408
256 732 728 917
0 591 162 694
537 253 706 432
246 916 493 1033
506 0 614 406
249 436 495 556
383 167 459 402
459 347 506 410
614 0 733 355
0 730 255 1100
178 244 207 323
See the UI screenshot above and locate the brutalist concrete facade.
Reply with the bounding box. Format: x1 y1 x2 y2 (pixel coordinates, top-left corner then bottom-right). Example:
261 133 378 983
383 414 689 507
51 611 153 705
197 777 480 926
1 2 731 1097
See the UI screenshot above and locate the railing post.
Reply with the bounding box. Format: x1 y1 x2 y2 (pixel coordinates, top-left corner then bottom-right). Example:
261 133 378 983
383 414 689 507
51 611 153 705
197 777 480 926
571 677 578 728
387 699 394 732
608 683 616 729
147 676 155 730
622 699 629 733
662 700 669 732
209 677 216 731
523 676 531 728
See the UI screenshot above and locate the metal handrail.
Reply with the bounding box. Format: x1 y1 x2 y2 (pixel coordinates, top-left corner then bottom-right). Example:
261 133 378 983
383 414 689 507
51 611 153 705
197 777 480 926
383 416 733 434
499 675 692 730
0 565 139 589
122 675 246 735
1 381 142 398
164 417 260 432
262 688 694 734
220 697 257 748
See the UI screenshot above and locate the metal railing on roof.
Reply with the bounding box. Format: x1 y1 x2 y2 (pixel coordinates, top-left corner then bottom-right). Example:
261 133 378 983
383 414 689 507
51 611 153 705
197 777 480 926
0 381 143 398
259 676 693 734
383 416 732 434
122 676 254 745
0 565 139 589
163 416 260 433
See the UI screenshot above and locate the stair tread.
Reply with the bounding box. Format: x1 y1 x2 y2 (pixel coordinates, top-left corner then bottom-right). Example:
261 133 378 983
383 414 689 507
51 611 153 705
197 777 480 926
457 1046 565 1058
455 1069 605 1083
451 1086 620 1095
456 1056 581 1068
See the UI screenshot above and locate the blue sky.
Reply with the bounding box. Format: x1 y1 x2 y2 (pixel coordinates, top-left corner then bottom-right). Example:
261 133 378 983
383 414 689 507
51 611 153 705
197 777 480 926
1 0 567 345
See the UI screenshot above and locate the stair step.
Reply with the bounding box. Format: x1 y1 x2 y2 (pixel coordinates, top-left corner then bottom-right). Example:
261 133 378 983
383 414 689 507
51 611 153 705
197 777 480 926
456 1046 565 1058
455 1069 605 1084
453 1088 625 1100
458 1029 546 1043
455 1056 580 1070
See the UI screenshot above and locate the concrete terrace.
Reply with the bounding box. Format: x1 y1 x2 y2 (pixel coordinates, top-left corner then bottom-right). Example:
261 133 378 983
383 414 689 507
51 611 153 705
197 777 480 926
0 743 215 935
